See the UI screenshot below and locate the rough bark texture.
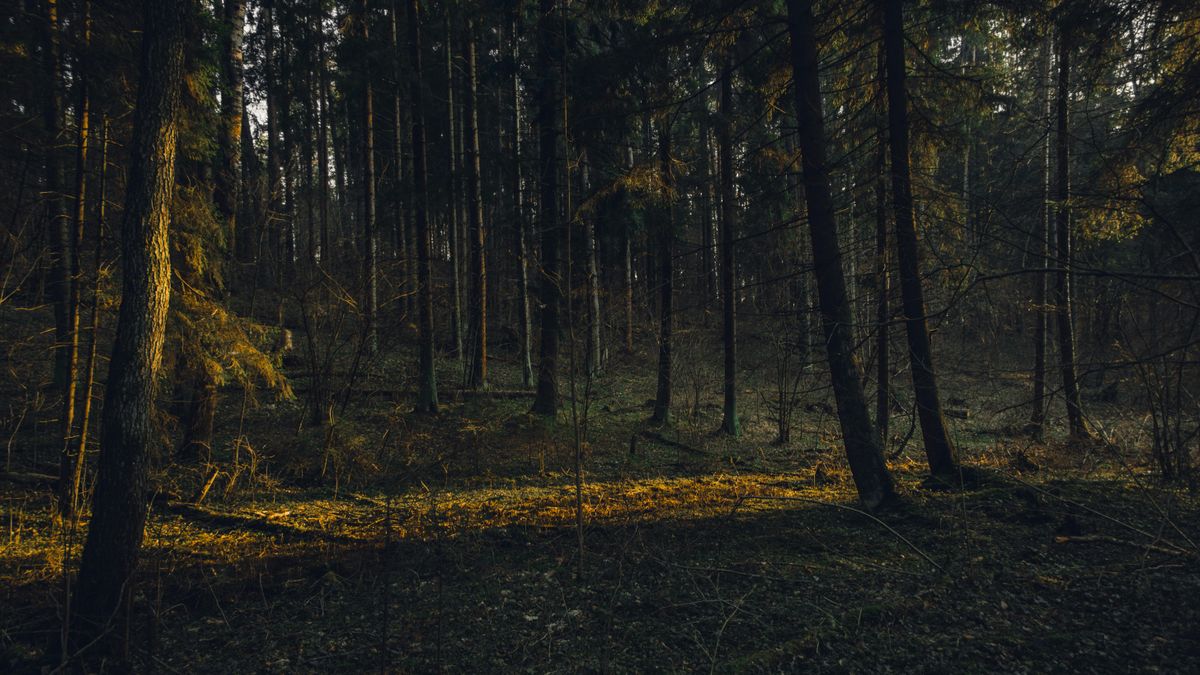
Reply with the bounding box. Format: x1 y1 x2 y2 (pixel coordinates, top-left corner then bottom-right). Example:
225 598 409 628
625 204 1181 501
882 0 959 478
531 0 561 416
74 0 187 633
874 36 890 447
787 0 896 510
408 0 438 413
718 63 739 437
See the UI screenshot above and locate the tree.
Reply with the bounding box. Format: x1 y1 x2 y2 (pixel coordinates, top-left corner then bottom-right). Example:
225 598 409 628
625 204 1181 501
359 0 379 355
787 0 896 510
464 19 488 389
509 6 534 387
532 0 561 417
74 0 189 632
408 0 438 413
1053 24 1091 441
881 0 959 480
717 56 739 437
650 123 673 425
1029 30 1053 440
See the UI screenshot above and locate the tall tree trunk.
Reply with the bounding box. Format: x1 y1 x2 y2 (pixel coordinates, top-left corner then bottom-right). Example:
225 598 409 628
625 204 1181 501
531 0 561 416
882 0 959 479
874 36 890 447
651 124 673 425
623 144 635 354
787 0 896 510
74 0 187 631
445 14 463 365
57 0 90 520
317 1 330 262
216 0 245 256
464 20 488 389
510 9 533 387
70 115 108 523
1029 31 1052 439
390 1 406 280
700 121 716 312
360 0 378 354
408 0 438 413
583 160 602 376
718 61 739 437
1054 28 1090 440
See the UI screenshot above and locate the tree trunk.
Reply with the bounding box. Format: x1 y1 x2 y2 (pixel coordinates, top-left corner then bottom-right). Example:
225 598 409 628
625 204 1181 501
56 0 90 520
360 0 378 355
651 125 673 425
510 9 533 387
1029 31 1052 439
531 0 561 416
623 144 635 354
464 20 488 389
787 0 895 510
583 161 602 376
1054 29 1090 440
445 14 463 365
216 0 245 255
874 35 890 448
74 0 187 632
41 0 72 421
317 1 330 262
408 0 438 413
718 61 739 437
882 0 959 479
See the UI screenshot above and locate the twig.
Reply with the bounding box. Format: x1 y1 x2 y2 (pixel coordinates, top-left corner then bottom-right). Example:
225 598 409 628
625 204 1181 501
731 494 945 574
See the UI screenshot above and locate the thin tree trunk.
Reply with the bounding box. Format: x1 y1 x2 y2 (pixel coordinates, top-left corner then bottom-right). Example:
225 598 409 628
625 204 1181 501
57 0 90 520
41 0 71 415
1029 31 1052 439
360 0 378 354
317 1 330 262
510 9 533 387
74 0 187 631
70 115 107 521
882 0 959 479
464 20 488 389
531 0 561 416
623 144 635 354
718 61 739 436
787 0 895 510
874 36 890 447
445 14 463 365
1054 29 1089 440
651 124 673 425
408 0 438 413
583 161 601 376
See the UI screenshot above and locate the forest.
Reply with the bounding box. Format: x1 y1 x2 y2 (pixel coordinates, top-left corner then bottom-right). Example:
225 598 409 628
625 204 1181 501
1 0 1199 670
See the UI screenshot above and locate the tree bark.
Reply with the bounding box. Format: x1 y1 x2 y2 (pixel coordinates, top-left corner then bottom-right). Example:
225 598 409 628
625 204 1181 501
787 0 896 510
360 0 378 355
408 0 438 413
444 13 464 365
1054 28 1090 440
874 35 890 448
510 9 534 387
651 125 673 425
531 0 561 416
464 20 488 389
1029 31 1052 439
74 0 187 632
216 0 245 255
882 0 958 478
718 61 739 437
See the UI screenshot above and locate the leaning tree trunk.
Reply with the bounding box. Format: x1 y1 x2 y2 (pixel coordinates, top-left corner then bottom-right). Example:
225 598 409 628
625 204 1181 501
464 20 488 389
531 0 561 416
408 0 438 413
717 59 739 437
787 0 896 510
74 0 187 633
651 124 674 425
1054 29 1090 440
882 0 959 479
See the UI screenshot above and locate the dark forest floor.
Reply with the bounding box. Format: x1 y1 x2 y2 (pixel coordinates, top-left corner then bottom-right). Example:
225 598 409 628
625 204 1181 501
2 323 1199 672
